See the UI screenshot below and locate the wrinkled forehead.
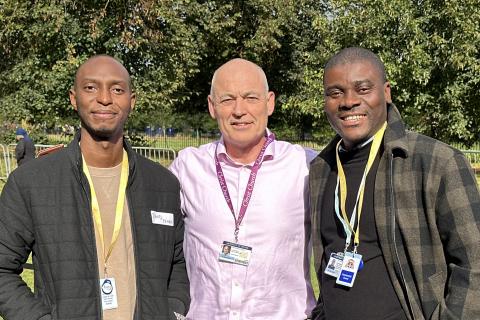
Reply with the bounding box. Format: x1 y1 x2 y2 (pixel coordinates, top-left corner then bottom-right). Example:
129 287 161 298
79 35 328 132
325 59 385 83
324 60 384 84
211 60 269 96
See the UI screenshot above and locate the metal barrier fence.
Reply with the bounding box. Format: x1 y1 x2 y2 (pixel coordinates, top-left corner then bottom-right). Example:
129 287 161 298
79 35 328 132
0 144 176 180
462 150 480 165
0 143 479 181
0 145 10 181
131 146 176 167
43 132 327 151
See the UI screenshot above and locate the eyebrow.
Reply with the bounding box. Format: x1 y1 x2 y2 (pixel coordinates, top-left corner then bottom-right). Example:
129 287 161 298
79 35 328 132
353 79 374 86
217 93 235 99
241 91 262 97
325 79 375 90
324 84 343 91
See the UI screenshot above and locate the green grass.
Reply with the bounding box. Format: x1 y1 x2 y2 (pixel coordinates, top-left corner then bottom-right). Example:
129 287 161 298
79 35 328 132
311 256 320 298
21 260 34 290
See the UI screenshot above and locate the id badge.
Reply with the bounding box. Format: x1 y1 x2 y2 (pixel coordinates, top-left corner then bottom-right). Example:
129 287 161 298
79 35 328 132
100 278 118 310
218 241 252 266
335 252 363 287
324 252 344 278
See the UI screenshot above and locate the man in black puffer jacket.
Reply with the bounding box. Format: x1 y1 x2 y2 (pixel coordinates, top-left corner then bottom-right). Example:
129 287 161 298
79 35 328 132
0 55 189 320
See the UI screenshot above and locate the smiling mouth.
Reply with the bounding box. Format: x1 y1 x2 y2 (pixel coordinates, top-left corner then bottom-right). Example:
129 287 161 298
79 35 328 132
340 114 366 121
231 121 253 127
92 111 117 119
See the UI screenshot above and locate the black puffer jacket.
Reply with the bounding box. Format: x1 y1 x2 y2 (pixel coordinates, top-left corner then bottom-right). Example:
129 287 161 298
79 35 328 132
0 132 190 320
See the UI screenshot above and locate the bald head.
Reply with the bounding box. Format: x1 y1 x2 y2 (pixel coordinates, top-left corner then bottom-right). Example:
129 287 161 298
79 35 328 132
207 58 275 163
210 58 269 97
74 55 132 92
324 47 387 83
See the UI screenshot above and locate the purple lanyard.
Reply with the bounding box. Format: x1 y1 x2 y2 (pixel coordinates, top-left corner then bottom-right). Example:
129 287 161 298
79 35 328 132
214 134 275 242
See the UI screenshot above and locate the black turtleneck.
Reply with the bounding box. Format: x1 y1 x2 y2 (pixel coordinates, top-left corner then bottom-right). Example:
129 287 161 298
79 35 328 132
319 141 406 320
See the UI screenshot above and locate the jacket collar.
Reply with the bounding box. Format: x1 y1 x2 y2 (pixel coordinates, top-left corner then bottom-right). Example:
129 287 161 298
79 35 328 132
67 130 137 184
384 103 409 158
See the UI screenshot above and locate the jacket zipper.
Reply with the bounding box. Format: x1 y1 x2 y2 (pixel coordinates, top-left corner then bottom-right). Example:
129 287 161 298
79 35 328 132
126 187 141 320
389 154 416 320
77 161 104 320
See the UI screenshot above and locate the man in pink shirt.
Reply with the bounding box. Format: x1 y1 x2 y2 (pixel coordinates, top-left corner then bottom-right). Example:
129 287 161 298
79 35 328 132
170 58 316 319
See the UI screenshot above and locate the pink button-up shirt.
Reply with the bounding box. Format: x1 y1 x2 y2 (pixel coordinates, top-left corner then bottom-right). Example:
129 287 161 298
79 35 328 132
170 136 317 319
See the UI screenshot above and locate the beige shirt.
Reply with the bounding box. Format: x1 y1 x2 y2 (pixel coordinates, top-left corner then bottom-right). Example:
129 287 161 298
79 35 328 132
89 163 136 320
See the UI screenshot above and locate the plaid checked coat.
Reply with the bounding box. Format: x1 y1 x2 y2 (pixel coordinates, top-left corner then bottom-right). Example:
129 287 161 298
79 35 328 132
310 104 480 319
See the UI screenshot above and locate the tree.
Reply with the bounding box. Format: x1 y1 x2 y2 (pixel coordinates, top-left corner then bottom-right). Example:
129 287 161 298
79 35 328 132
172 0 331 138
284 0 480 144
1 0 329 138
1 0 478 145
0 0 208 129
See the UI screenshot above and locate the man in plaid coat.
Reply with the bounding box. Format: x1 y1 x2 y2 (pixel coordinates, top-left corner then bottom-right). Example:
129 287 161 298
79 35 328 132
310 47 480 319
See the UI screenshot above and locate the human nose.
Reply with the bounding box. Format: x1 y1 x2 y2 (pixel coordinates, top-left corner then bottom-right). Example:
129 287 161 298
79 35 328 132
232 98 247 116
97 87 113 105
340 90 360 109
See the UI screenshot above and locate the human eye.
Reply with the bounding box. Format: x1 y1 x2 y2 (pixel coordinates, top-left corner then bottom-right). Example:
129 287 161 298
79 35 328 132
356 82 373 94
111 86 126 95
326 89 342 98
219 97 235 106
357 87 372 95
245 95 260 103
83 83 97 92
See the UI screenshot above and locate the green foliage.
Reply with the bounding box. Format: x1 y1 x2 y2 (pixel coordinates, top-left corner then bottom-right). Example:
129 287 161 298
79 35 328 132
125 131 150 147
288 0 480 144
0 0 479 144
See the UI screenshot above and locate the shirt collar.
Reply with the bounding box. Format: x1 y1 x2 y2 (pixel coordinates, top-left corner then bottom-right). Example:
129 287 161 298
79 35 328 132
216 128 275 166
338 134 374 153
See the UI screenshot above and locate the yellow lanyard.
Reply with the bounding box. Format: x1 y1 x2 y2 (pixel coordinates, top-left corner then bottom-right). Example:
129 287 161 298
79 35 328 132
82 150 129 277
335 122 387 251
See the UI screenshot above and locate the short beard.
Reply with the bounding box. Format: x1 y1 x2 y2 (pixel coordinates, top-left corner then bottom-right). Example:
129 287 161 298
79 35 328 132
80 119 121 142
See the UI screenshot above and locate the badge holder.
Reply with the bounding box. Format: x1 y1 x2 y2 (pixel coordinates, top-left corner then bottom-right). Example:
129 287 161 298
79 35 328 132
218 240 252 266
100 277 118 310
335 251 363 287
324 252 344 278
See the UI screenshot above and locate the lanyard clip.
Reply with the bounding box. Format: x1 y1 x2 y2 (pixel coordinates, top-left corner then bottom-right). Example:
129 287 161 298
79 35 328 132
343 242 350 254
234 227 239 243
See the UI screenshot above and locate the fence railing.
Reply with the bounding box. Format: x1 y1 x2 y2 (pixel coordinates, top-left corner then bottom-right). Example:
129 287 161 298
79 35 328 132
1 143 479 181
43 132 327 152
0 144 176 181
461 150 480 166
131 146 176 167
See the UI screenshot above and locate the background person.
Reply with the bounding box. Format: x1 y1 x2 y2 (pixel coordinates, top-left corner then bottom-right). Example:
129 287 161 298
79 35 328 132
0 55 189 320
310 47 480 319
170 58 316 319
14 127 35 166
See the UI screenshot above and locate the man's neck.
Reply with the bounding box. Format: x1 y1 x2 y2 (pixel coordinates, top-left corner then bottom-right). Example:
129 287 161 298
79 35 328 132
341 135 375 152
80 128 124 168
225 136 267 165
